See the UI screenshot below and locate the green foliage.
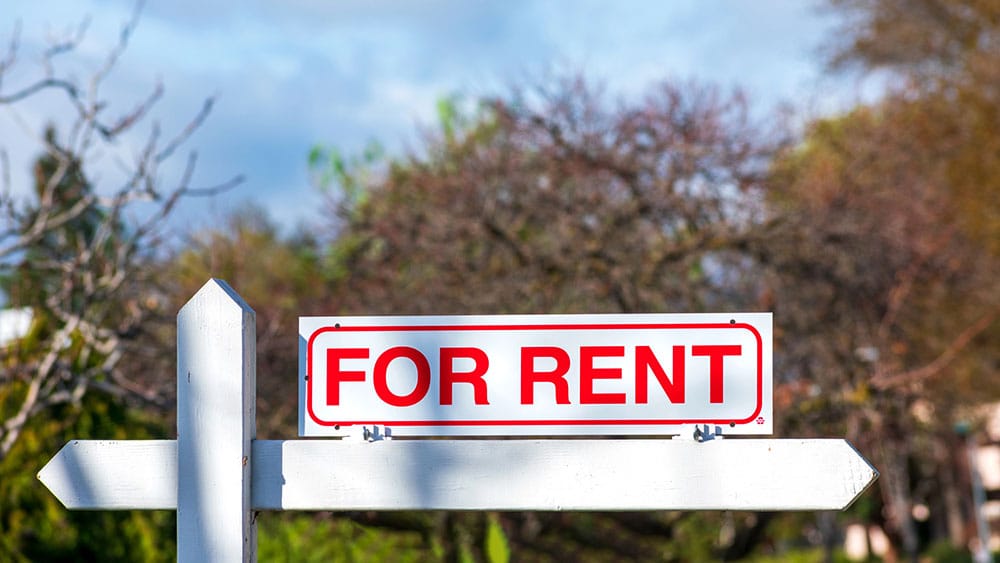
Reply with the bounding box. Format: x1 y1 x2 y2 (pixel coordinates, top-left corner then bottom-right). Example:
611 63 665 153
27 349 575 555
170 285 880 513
437 95 461 142
921 541 975 563
483 514 510 563
742 547 862 563
257 513 428 562
308 140 384 212
434 94 500 147
0 392 174 562
667 513 724 561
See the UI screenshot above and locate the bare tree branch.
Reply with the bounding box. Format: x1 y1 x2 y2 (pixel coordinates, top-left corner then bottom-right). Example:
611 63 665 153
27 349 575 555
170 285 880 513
0 1 239 461
872 307 999 389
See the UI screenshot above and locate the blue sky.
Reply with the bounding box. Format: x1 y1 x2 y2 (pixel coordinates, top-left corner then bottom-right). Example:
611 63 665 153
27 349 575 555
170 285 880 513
1 1 862 232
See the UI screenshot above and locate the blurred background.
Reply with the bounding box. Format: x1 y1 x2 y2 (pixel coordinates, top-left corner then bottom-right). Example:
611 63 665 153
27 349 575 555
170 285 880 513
1 0 997 560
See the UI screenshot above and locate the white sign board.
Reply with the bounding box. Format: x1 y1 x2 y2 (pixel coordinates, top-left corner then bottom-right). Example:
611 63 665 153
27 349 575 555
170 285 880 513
300 313 772 437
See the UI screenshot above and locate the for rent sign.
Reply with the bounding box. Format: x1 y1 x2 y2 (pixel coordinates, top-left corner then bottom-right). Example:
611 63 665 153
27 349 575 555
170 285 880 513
39 283 877 563
299 313 772 437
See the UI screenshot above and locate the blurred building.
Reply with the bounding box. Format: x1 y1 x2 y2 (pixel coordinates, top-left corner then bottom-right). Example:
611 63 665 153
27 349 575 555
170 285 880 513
0 307 32 346
979 403 1000 552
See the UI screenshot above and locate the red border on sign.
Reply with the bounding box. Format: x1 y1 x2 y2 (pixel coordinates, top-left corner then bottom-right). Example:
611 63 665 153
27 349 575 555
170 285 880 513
305 322 765 429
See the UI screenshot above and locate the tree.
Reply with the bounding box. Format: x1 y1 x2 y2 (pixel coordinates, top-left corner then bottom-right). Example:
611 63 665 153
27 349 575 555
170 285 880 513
762 98 998 558
318 79 776 319
0 5 242 559
773 1 1000 557
828 0 1000 256
0 4 240 460
828 0 1000 90
745 2 1000 556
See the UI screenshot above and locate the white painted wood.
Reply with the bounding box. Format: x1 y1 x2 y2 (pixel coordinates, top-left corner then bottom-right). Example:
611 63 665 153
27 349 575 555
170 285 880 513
177 279 256 562
37 440 177 509
39 438 878 512
252 438 877 511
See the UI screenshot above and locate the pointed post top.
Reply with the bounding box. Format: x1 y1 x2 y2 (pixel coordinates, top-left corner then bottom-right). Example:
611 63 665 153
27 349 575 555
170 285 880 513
179 278 254 318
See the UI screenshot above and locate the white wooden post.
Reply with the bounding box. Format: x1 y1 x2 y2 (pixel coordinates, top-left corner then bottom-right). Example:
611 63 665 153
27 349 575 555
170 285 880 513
177 279 256 562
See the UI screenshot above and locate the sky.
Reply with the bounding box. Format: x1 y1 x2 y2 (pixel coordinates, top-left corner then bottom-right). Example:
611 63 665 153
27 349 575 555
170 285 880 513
0 0 865 233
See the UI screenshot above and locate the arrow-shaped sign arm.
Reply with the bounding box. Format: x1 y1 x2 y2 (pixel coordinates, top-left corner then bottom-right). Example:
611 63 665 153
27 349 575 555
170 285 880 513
38 440 178 510
39 438 878 512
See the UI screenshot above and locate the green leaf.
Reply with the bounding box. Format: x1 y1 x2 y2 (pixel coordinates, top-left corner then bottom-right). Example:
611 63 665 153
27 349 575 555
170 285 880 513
307 145 325 168
484 514 510 563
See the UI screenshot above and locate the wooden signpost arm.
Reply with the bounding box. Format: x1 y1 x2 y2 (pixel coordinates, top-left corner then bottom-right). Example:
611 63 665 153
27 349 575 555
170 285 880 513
38 438 878 512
